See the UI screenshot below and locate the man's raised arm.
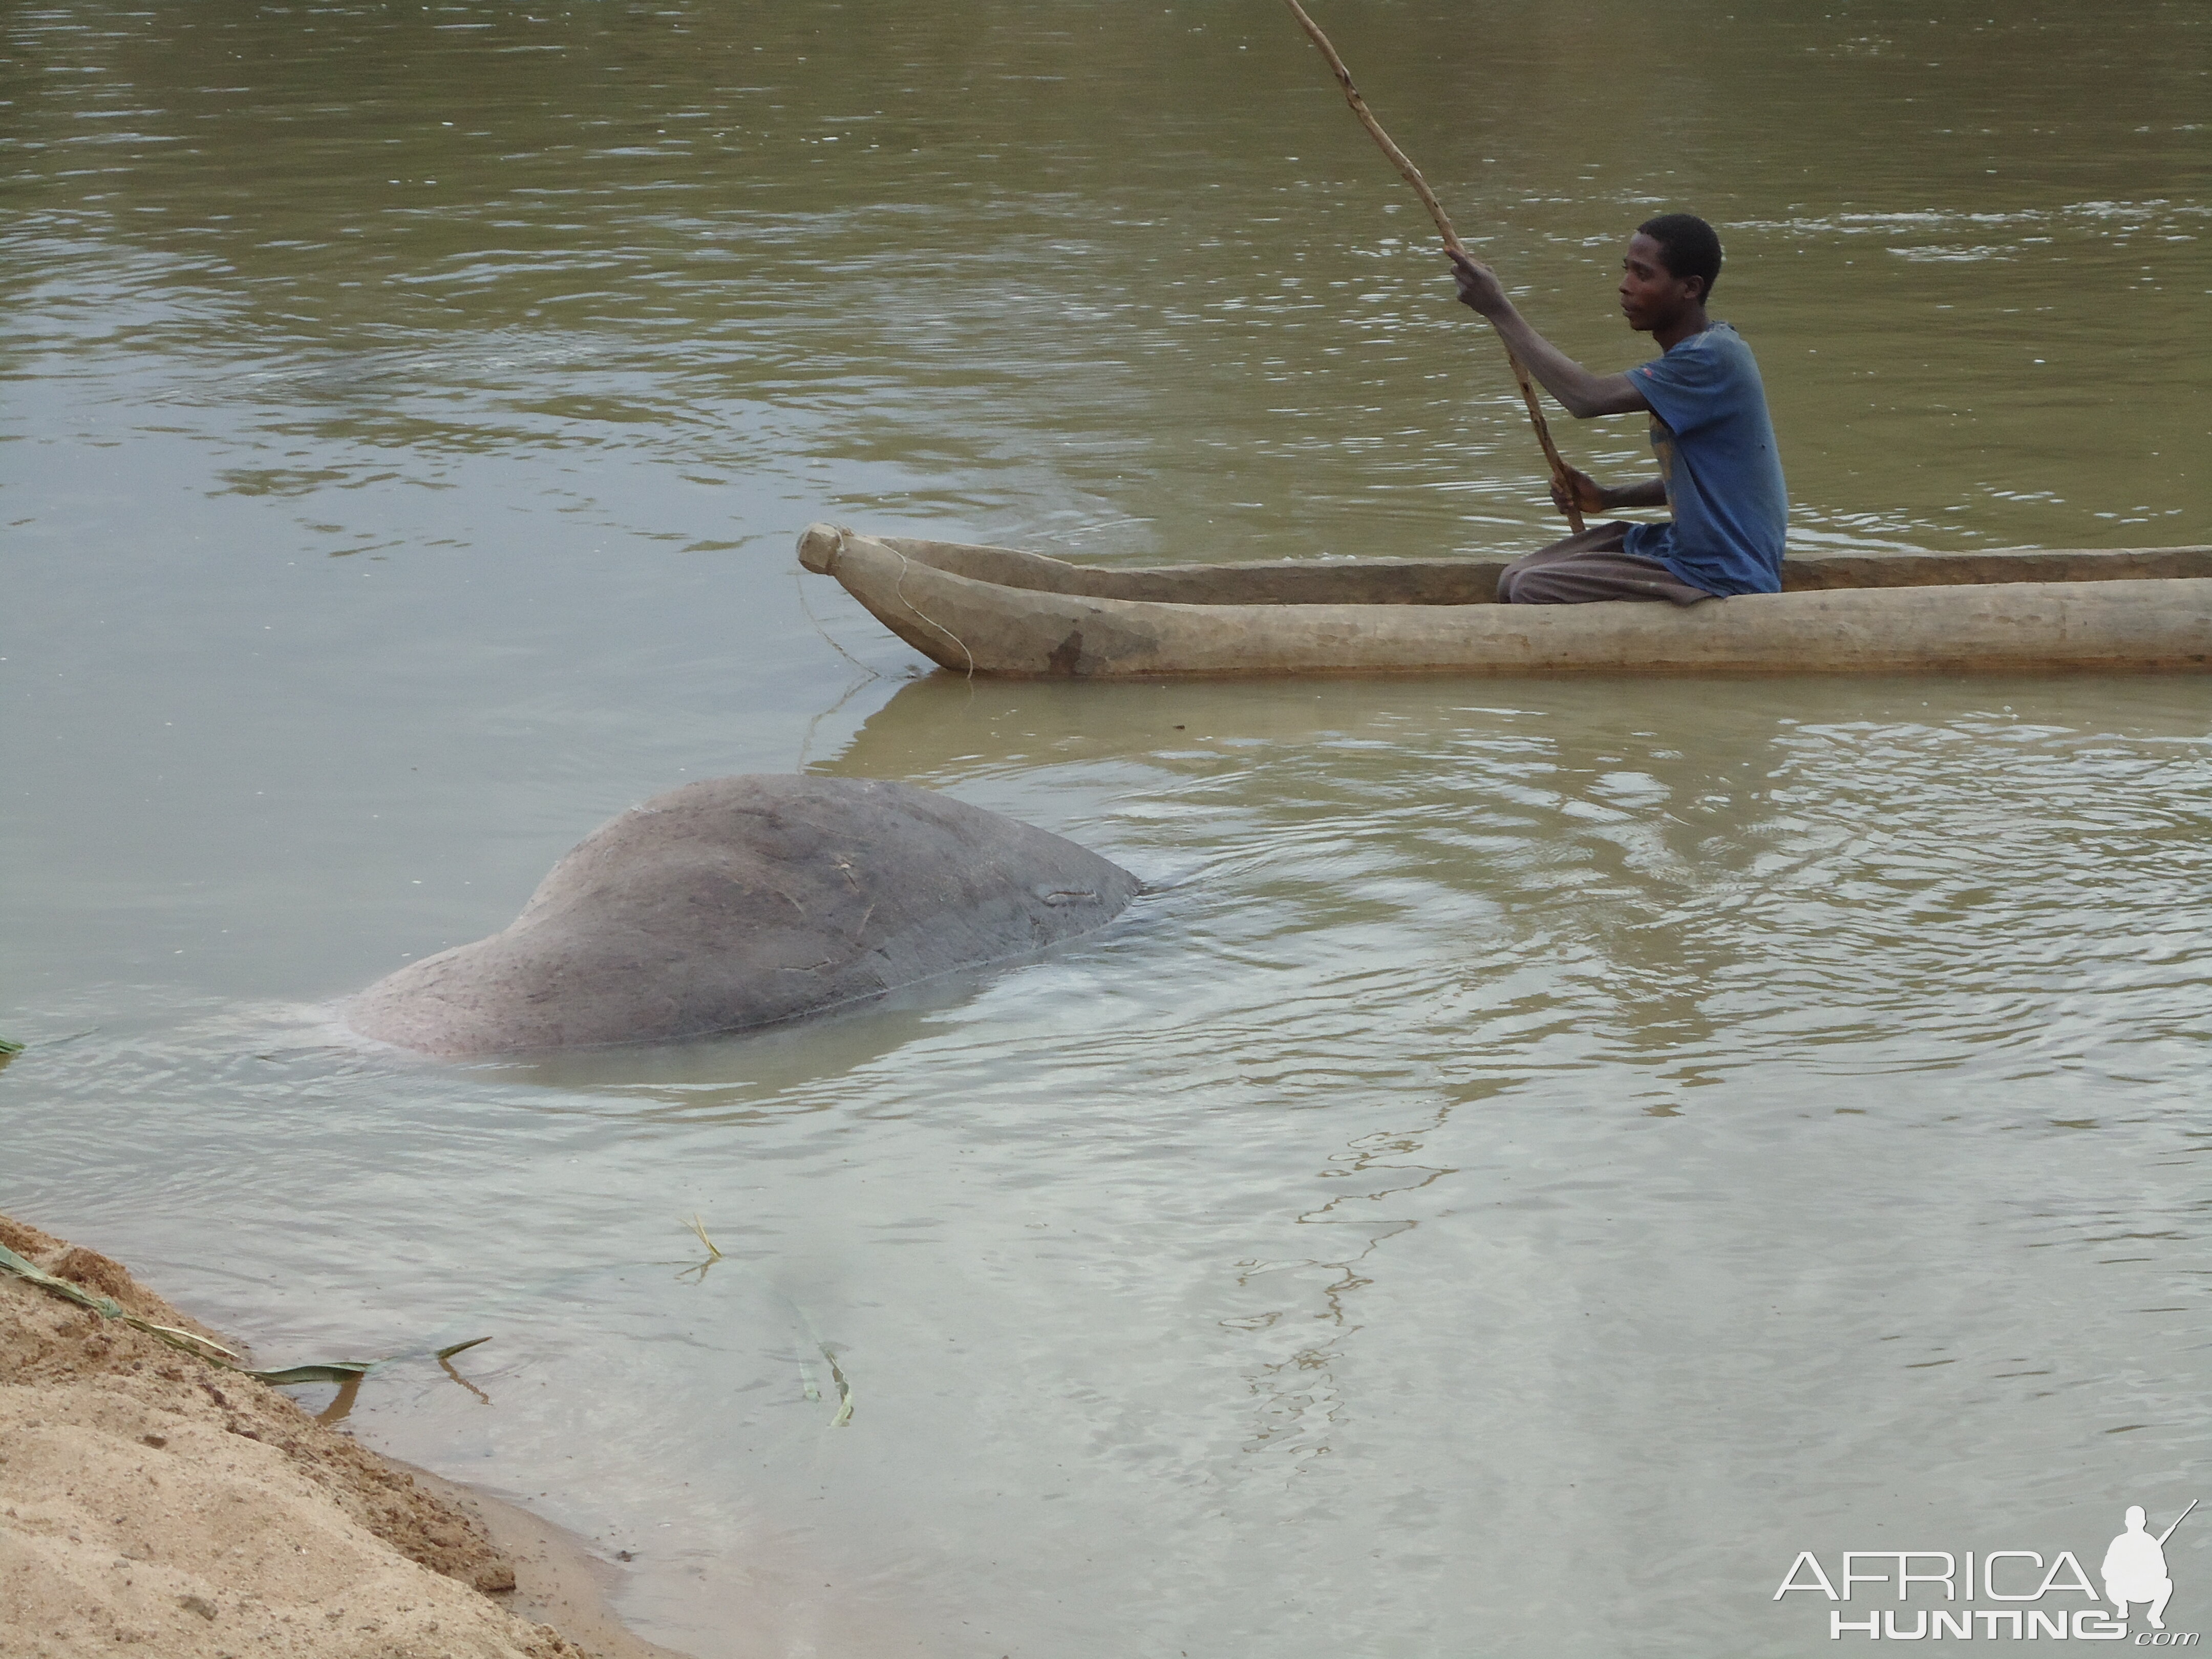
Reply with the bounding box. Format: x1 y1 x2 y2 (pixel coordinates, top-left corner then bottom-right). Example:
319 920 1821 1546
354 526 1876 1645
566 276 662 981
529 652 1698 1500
1450 251 1648 419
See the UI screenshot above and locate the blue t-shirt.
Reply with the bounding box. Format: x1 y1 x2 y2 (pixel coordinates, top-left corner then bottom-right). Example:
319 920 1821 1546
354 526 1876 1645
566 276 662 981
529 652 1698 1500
1620 323 1788 596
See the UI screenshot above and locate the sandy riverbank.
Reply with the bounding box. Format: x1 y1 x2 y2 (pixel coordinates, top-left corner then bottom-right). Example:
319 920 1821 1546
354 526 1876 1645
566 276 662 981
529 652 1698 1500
0 1211 688 1659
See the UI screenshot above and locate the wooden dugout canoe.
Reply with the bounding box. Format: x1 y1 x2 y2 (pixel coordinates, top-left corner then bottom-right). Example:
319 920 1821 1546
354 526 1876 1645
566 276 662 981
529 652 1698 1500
795 523 2212 679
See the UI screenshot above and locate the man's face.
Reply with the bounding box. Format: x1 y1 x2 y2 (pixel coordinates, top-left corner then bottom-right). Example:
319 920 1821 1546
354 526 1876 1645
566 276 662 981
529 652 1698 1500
1619 233 1701 332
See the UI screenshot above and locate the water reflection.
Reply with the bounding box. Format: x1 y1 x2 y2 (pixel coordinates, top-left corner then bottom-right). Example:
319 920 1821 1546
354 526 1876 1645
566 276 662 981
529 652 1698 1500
496 970 1069 1119
6 664 2207 1655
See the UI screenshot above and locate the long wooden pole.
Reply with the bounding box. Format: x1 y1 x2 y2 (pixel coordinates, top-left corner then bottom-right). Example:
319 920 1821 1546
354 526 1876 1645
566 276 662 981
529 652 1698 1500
1280 0 1582 531
2157 1499 2197 1547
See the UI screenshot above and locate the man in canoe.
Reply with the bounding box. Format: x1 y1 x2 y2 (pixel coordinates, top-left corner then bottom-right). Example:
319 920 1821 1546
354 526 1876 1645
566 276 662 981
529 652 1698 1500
1451 214 1786 605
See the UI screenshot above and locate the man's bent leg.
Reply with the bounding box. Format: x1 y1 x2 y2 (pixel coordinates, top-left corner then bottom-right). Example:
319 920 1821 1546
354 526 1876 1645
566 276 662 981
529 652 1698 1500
1496 522 1714 606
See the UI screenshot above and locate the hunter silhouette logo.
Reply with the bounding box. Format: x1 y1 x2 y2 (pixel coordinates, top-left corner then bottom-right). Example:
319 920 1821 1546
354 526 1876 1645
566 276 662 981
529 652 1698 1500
2107 1501 2194 1631
1776 1499 2200 1643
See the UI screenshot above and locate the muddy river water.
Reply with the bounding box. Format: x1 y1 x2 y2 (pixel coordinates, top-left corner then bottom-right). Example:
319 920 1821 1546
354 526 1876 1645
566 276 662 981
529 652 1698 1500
4 2 2207 1653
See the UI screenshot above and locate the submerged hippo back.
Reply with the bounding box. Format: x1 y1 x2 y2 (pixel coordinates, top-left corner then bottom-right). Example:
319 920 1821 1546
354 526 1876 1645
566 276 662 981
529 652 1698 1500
347 774 1139 1056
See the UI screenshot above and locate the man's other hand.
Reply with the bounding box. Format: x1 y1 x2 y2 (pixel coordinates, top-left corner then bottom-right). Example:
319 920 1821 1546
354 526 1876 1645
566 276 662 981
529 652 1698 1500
1550 466 1610 517
1450 250 1509 316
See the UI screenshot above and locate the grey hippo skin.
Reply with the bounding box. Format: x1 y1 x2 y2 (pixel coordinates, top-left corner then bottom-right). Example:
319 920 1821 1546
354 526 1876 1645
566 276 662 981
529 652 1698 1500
347 774 1140 1057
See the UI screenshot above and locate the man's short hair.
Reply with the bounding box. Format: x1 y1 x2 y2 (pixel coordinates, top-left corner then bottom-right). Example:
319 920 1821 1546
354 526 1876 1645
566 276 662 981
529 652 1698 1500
1637 213 1724 296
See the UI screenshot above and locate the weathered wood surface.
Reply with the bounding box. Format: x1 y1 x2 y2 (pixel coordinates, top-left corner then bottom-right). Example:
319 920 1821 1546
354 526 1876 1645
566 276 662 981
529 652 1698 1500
796 523 2212 679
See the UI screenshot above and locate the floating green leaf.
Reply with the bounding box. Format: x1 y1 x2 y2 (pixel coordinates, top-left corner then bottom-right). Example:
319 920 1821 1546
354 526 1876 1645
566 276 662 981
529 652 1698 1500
0 1242 239 1363
822 1345 854 1428
245 1361 375 1386
0 1242 455 1392
680 1215 724 1260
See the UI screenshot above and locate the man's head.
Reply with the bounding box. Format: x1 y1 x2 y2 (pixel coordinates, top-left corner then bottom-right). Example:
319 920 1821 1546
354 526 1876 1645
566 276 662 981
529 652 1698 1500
2126 1506 2147 1531
1619 213 1722 337
1639 214 1724 295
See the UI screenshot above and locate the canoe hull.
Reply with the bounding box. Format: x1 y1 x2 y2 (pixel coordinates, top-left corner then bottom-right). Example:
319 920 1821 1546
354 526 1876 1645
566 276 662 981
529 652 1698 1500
797 525 2212 679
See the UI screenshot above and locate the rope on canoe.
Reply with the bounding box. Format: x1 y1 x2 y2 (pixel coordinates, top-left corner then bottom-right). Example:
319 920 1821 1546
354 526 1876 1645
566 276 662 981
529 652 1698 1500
892 549 977 679
792 567 879 677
